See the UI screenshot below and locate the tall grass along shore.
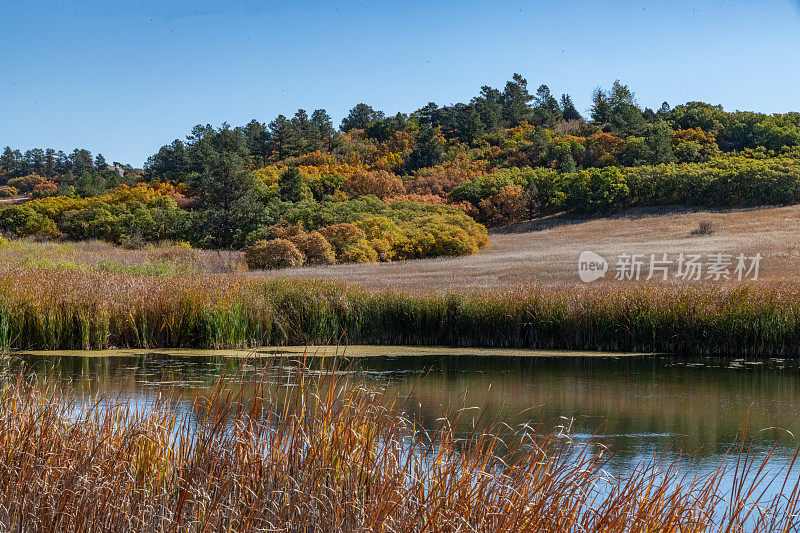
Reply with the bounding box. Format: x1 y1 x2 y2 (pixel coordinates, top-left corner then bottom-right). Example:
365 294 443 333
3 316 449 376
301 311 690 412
1 360 799 531
2 268 800 355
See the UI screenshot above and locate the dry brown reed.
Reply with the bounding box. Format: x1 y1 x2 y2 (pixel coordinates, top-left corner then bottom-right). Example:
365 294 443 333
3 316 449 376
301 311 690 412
3 268 800 355
0 358 798 531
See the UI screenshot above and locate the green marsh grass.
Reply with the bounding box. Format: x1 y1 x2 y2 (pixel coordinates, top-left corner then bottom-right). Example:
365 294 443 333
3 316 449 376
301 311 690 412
0 358 798 531
2 268 800 354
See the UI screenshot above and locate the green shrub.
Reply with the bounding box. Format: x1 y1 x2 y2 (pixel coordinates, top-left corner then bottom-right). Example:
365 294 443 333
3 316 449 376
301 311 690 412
0 205 59 238
564 167 630 215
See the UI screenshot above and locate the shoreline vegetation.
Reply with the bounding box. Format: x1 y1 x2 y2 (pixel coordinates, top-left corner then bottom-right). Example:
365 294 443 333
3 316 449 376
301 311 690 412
1 359 798 531
3 269 800 356
11 346 650 358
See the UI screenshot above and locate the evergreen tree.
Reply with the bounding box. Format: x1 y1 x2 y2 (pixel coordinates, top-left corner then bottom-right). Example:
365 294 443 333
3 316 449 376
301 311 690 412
267 114 302 160
75 170 106 197
44 148 56 177
646 122 676 164
609 103 647 137
188 129 264 248
560 94 583 121
404 124 445 171
590 88 611 123
241 120 269 165
340 103 383 132
69 148 93 171
26 148 44 174
471 86 503 131
609 80 636 107
55 151 69 174
311 109 337 151
501 73 535 127
278 166 305 202
292 109 314 153
532 84 562 127
145 140 190 181
0 147 16 179
454 105 485 143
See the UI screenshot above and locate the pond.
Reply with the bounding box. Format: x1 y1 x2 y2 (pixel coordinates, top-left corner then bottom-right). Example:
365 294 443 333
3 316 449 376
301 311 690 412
8 349 800 478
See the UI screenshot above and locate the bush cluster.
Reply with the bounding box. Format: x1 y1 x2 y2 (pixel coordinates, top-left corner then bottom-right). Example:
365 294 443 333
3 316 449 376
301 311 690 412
452 154 800 223
244 202 488 270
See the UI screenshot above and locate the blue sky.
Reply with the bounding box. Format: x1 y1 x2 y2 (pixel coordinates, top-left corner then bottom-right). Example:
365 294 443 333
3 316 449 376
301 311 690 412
2 0 799 166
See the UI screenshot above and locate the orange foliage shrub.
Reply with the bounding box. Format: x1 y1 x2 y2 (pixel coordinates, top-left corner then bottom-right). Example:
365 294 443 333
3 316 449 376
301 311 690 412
293 150 333 167
244 239 305 270
268 221 306 240
289 230 336 266
477 185 527 227
341 170 405 199
670 127 717 147
7 174 47 192
586 133 626 166
33 181 57 193
318 223 366 251
405 153 488 197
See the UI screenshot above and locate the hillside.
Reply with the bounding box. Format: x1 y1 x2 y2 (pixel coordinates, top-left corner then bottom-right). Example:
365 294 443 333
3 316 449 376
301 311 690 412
255 204 800 290
2 75 800 272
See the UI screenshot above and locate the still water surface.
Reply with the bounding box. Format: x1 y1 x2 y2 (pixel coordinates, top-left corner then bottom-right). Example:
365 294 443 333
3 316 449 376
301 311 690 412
10 351 800 474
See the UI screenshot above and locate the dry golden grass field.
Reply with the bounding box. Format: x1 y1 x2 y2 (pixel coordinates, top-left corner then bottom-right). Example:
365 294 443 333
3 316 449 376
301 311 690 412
255 205 800 291
2 204 799 292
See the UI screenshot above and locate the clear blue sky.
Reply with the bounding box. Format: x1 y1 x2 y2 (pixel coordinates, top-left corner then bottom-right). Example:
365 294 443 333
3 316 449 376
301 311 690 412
2 0 799 167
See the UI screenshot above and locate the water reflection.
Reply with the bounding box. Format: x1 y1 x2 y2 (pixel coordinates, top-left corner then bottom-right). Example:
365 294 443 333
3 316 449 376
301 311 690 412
9 352 800 464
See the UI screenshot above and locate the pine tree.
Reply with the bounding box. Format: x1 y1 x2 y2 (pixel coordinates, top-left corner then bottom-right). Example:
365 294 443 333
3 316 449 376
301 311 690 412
278 166 305 202
310 109 336 152
560 94 583 121
590 88 611 123
501 73 535 127
267 115 302 160
532 84 562 126
471 86 503 131
340 103 383 132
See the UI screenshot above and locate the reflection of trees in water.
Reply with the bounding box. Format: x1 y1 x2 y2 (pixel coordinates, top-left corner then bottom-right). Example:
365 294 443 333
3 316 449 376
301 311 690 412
359 355 800 457
8 353 800 460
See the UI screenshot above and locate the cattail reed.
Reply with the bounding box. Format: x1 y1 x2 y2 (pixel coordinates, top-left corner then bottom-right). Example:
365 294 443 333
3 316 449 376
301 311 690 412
0 359 797 531
2 268 800 355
